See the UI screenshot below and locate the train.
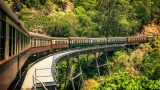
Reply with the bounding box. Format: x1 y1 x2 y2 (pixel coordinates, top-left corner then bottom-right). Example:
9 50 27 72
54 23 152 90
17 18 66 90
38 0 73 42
0 1 153 90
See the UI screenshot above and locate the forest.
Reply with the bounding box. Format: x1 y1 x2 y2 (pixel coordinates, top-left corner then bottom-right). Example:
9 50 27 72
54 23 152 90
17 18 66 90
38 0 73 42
4 0 160 89
5 0 160 37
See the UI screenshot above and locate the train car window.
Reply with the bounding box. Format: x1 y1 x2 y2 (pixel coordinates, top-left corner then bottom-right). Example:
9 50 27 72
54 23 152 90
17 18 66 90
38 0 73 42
23 35 27 50
16 30 19 53
71 40 73 44
38 39 40 46
9 25 13 56
34 39 36 47
0 9 6 21
31 38 34 47
9 26 12 56
0 20 6 60
42 39 44 46
17 31 19 52
37 39 38 46
21 34 23 50
19 32 21 52
15 30 17 54
41 39 43 46
0 9 1 19
39 39 41 46
13 28 15 55
52 40 54 44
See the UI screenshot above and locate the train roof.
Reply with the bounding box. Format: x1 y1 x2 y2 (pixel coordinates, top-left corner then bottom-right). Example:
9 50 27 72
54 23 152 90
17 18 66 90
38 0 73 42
52 37 68 40
89 38 107 40
127 36 147 38
108 37 126 38
0 0 30 36
69 37 89 40
29 32 53 39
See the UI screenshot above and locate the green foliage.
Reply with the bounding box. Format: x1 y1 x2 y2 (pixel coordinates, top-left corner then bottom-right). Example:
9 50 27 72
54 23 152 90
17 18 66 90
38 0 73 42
44 12 80 37
4 0 14 8
133 1 152 24
6 0 160 37
99 72 141 90
111 51 129 72
24 0 48 8
149 38 160 48
24 0 41 8
79 54 99 78
141 48 160 80
98 72 160 90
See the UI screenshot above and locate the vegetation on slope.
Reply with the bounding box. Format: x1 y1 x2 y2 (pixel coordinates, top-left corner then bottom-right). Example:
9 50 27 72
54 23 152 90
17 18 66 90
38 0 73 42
5 0 160 37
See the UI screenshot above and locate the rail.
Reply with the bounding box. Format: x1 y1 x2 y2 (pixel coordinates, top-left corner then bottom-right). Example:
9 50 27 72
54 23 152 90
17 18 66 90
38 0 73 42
32 75 48 90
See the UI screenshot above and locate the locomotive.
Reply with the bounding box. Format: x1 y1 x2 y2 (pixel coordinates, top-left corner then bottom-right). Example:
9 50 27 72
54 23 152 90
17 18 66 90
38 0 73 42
0 1 152 90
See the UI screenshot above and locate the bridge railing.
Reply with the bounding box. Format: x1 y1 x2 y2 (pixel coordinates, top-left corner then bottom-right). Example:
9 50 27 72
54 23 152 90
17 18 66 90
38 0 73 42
32 75 48 90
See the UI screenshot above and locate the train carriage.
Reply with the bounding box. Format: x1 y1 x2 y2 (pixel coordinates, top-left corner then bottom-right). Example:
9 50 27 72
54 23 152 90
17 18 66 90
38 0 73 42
108 37 127 44
128 37 148 43
0 1 31 90
69 37 90 48
29 32 52 55
89 38 107 46
51 37 69 49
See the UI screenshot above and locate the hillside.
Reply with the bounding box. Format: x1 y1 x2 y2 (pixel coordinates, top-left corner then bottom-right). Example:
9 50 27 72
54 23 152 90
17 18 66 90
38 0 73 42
5 0 160 37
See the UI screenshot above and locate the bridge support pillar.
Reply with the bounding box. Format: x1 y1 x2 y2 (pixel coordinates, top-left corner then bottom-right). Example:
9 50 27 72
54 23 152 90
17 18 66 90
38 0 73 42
76 54 85 90
88 50 109 77
104 49 110 75
64 55 70 90
64 53 85 90
94 51 100 77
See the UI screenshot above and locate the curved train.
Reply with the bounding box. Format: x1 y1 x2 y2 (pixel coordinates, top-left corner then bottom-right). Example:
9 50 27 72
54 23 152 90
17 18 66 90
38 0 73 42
0 1 153 90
